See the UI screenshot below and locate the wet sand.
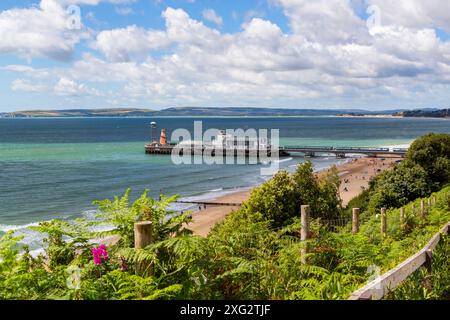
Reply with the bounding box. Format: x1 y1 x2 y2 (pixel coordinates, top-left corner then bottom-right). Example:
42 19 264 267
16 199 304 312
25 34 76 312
187 157 398 236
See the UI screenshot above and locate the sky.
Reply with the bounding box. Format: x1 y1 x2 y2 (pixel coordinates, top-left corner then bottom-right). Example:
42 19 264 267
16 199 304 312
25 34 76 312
1 0 450 112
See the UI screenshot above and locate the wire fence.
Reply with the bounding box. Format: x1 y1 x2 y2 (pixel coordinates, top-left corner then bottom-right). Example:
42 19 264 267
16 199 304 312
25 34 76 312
321 217 352 228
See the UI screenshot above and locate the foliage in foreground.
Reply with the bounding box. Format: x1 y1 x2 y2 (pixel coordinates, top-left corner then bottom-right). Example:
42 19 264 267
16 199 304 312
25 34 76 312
1 186 448 300
0 180 449 300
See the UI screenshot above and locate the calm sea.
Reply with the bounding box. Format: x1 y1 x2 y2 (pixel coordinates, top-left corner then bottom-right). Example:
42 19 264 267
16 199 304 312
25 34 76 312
0 116 448 248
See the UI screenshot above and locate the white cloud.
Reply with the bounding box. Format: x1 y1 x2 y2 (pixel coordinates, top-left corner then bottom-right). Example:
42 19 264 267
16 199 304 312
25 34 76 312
2 65 51 78
64 6 450 109
0 0 89 61
271 0 371 44
54 77 101 96
11 79 48 93
94 25 170 62
3 3 450 109
202 8 223 27
367 0 450 32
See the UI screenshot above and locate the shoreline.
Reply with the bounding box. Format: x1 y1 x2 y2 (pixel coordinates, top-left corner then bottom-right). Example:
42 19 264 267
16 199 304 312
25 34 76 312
187 157 398 237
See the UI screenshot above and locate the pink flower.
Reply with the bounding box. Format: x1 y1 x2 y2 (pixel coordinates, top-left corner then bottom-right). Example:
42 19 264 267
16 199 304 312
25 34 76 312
92 244 109 266
98 244 109 261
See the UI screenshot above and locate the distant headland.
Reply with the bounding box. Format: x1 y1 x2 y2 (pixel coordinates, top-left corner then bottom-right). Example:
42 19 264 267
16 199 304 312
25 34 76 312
0 107 448 118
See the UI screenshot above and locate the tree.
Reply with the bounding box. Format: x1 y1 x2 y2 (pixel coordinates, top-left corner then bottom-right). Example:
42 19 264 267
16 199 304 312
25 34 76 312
293 162 342 219
240 170 300 228
368 162 432 211
405 133 450 187
235 162 342 229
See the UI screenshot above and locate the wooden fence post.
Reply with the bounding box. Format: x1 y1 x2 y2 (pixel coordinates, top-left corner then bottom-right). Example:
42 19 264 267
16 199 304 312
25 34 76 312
134 221 153 249
423 249 433 290
352 208 360 234
134 221 153 275
411 204 416 216
427 198 432 211
381 208 387 237
300 205 310 264
400 207 405 231
432 195 436 206
420 199 425 219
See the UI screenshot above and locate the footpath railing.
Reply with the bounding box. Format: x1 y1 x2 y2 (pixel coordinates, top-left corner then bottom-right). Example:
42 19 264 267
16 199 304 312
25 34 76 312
298 193 449 300
347 194 450 300
348 221 449 300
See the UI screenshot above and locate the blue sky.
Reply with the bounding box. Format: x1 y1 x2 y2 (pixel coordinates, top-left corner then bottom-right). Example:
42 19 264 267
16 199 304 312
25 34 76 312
1 0 450 112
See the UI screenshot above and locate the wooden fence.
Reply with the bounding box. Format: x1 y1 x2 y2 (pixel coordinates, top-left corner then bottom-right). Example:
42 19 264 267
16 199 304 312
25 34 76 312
298 193 449 300
347 193 449 300
348 221 449 300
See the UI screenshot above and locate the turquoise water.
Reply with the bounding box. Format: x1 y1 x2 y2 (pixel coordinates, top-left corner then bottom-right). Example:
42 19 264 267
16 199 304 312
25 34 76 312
0 116 448 247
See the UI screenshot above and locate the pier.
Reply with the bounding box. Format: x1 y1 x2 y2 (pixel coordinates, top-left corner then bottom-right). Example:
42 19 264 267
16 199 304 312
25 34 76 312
145 143 407 158
280 146 407 158
144 123 407 158
145 143 285 157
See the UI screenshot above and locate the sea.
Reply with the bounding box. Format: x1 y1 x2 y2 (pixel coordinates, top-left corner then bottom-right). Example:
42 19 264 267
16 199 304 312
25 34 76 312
0 116 448 250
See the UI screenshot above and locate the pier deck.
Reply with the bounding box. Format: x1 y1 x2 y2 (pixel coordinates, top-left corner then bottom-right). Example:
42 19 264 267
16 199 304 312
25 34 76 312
145 144 407 158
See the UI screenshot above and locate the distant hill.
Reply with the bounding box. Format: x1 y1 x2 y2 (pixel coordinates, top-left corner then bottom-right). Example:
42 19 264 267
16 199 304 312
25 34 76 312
394 108 450 118
0 107 404 118
154 107 385 116
0 108 155 118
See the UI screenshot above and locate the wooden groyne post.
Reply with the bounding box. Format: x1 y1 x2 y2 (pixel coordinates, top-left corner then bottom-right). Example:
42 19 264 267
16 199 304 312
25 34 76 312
300 205 310 264
352 208 360 234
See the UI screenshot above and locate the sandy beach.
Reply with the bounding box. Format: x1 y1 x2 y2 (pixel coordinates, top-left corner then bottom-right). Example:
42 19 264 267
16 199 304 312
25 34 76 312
187 157 398 236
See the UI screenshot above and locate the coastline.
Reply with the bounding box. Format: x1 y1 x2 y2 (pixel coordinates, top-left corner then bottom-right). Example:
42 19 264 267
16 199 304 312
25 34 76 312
187 157 398 236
